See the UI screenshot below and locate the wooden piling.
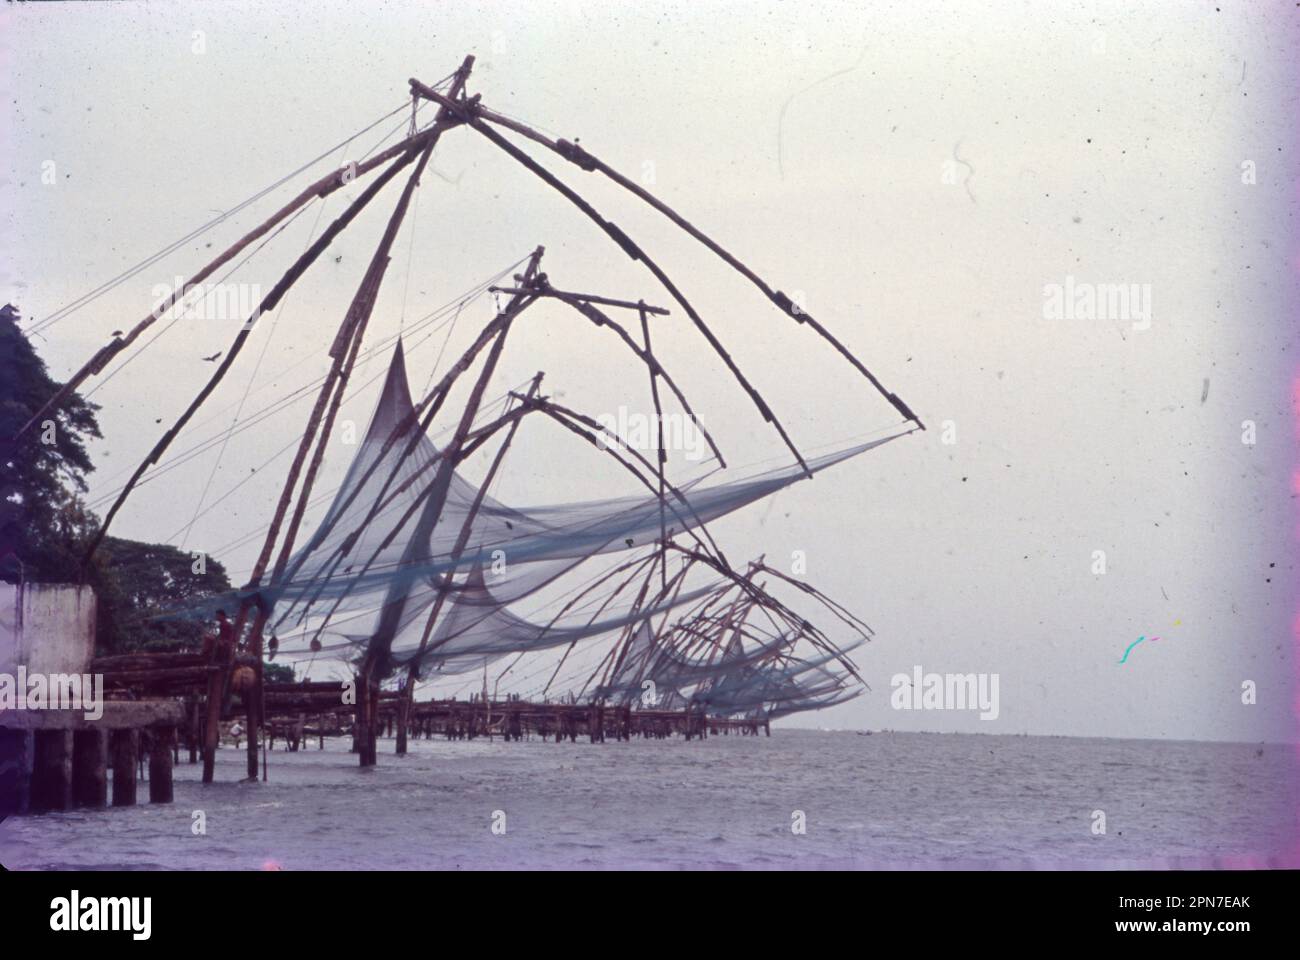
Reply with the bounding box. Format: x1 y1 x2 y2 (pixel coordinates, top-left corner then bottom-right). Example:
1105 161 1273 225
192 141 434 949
111 729 139 807
352 671 368 759
72 729 108 808
244 688 258 779
395 696 409 754
149 727 175 803
188 698 199 764
202 661 225 784
357 672 379 766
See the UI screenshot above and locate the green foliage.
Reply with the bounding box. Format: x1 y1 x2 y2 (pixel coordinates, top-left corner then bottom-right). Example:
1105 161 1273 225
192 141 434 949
0 303 102 583
264 662 296 683
95 536 233 653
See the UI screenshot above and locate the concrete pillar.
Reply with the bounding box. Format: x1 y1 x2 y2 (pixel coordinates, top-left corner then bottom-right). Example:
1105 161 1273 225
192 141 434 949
31 729 74 812
111 729 139 807
0 728 34 816
72 728 108 808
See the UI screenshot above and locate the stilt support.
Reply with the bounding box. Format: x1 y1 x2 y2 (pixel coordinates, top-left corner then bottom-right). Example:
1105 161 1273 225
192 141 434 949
111 729 139 807
149 727 175 803
31 730 73 812
0 728 34 816
72 729 108 808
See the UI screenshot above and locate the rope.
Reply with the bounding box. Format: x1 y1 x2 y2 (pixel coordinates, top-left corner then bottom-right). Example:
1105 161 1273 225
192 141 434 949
397 174 420 336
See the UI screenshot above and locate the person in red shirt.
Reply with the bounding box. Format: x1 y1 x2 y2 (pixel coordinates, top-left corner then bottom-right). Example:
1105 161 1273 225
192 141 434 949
202 609 236 661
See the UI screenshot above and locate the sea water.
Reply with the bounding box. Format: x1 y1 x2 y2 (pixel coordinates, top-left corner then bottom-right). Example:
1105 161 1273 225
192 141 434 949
2 730 1294 870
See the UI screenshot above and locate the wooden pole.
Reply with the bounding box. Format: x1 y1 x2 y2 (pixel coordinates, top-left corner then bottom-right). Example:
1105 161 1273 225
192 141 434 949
460 98 923 430
14 83 473 442
201 654 229 784
395 688 410 756
514 397 726 562
352 670 366 756
243 687 258 781
540 552 661 697
268 56 477 587
282 290 537 639
188 697 199 764
365 672 380 765
394 370 545 746
641 303 669 589
149 727 175 803
407 79 810 475
239 135 442 780
353 247 543 715
544 291 724 466
487 285 670 314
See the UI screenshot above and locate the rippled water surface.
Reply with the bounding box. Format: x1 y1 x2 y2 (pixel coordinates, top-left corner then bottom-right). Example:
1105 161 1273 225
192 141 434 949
2 730 1295 870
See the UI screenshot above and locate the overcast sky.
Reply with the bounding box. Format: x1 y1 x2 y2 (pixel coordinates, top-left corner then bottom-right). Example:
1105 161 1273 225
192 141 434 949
3 1 1297 742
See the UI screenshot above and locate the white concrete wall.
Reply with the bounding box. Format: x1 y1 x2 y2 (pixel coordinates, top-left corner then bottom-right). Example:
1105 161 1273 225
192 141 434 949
0 583 96 675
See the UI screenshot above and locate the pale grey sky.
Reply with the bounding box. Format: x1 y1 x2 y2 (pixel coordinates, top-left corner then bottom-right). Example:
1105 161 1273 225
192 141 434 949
3 1 1296 741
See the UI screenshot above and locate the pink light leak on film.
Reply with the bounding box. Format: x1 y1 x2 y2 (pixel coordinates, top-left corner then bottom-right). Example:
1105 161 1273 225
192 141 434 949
1279 36 1300 856
1290 372 1300 867
1290 368 1300 867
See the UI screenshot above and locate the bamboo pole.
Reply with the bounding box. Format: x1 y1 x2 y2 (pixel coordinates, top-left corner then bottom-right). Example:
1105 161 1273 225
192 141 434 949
271 250 539 630
659 542 867 683
222 58 475 778
237 133 444 779
356 248 544 742
539 552 662 697
456 96 923 430
14 73 474 442
467 113 811 476
544 290 724 467
407 77 808 471
586 558 664 699
516 396 726 562
299 287 540 647
641 303 669 589
394 372 544 752
270 55 477 588
608 555 696 700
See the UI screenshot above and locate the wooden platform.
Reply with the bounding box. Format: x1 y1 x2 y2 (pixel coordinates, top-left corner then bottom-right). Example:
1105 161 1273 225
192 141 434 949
66 652 772 789
1 700 184 815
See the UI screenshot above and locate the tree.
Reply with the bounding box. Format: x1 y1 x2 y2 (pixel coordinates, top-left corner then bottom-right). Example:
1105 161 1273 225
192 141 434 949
95 536 233 653
264 663 296 683
0 303 102 583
